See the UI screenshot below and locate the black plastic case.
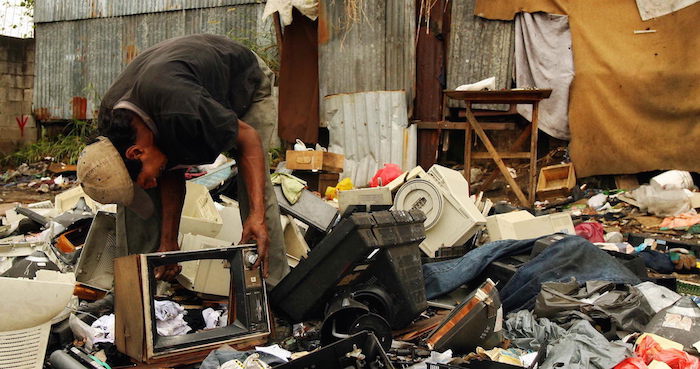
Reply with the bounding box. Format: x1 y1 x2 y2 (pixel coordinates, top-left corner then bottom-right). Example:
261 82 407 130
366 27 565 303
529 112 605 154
270 210 426 324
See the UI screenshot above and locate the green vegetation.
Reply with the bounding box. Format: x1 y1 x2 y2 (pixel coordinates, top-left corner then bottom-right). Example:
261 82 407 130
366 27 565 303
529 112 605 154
1 120 94 167
227 26 280 76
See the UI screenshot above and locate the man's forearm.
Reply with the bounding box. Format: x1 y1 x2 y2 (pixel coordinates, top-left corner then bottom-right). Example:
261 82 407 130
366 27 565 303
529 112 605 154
236 120 267 217
159 169 186 251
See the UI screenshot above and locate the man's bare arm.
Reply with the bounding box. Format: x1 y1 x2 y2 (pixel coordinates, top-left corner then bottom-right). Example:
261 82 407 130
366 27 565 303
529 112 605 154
235 120 270 277
155 168 186 280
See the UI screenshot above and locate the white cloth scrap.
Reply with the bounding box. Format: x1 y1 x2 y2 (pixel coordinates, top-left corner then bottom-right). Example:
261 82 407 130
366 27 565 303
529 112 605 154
154 300 185 321
202 308 228 329
263 0 319 26
90 314 115 344
255 344 292 362
154 300 191 336
635 0 699 21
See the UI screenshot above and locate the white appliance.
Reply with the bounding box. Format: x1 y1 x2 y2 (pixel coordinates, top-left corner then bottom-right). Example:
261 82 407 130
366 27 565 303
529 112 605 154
486 210 575 241
393 165 486 257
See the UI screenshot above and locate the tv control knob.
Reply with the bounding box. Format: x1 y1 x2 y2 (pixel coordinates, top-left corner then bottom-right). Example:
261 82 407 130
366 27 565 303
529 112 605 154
244 252 258 268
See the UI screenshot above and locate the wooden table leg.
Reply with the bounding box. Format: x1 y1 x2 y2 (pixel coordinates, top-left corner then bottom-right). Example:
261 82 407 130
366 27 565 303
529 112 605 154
464 114 473 182
465 108 529 205
477 126 531 192
528 102 540 204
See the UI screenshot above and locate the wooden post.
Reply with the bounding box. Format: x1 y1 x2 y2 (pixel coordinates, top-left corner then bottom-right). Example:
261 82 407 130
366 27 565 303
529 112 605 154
528 102 540 204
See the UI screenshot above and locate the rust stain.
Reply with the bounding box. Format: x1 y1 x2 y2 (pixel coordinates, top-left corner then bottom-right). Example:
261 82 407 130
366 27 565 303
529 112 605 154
318 0 330 44
124 45 139 64
71 97 88 120
34 108 52 121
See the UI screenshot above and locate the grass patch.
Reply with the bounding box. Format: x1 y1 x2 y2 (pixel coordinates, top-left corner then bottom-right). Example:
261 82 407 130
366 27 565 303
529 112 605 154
1 120 95 167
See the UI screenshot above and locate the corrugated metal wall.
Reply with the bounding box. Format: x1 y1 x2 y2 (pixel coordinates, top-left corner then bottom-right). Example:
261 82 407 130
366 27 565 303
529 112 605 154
34 1 271 120
318 0 415 121
325 91 417 187
447 0 514 108
35 0 261 23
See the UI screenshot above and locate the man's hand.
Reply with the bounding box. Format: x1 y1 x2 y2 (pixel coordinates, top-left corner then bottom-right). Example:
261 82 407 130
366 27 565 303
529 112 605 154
154 240 182 281
240 213 270 278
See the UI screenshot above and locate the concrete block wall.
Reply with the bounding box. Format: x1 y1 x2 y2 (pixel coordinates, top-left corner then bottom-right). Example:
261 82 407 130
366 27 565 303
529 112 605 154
0 36 36 154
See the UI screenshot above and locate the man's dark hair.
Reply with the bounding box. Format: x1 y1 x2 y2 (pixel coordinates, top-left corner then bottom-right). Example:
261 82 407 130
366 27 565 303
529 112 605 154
97 107 142 180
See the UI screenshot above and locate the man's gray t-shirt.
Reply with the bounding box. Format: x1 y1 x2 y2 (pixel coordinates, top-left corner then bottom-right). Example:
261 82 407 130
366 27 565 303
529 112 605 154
100 34 263 166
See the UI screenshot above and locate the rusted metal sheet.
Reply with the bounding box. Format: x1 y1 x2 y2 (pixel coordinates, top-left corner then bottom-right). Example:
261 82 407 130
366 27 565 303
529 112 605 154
325 91 417 187
34 0 263 23
447 0 514 108
415 0 452 169
33 4 270 120
318 0 415 120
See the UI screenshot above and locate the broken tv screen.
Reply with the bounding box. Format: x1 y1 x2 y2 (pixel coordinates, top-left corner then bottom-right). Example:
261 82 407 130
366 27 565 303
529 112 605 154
144 248 268 354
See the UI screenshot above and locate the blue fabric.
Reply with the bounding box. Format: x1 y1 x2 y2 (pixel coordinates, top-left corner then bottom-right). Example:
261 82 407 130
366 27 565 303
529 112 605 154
638 249 674 273
423 235 642 313
423 238 540 300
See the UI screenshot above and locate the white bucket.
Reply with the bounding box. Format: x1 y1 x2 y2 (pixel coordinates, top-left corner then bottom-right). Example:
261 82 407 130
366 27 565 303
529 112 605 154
650 170 694 190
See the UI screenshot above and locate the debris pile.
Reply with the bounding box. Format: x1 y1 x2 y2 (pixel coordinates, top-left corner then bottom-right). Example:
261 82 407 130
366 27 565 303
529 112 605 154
1 158 699 368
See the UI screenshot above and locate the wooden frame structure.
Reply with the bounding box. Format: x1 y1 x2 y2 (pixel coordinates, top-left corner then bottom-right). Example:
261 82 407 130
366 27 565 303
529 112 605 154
417 89 552 205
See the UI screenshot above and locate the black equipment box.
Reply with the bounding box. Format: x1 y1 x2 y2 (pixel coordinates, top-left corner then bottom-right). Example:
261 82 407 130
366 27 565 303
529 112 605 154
275 331 393 369
270 210 426 324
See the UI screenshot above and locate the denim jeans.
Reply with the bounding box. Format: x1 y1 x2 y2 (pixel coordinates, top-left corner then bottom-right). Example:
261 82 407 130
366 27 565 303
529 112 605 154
423 238 539 299
423 235 642 313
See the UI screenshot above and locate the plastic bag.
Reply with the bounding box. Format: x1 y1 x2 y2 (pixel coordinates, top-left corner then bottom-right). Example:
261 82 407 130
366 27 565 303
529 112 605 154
370 164 403 187
632 185 691 217
614 357 648 369
634 335 700 369
325 177 353 200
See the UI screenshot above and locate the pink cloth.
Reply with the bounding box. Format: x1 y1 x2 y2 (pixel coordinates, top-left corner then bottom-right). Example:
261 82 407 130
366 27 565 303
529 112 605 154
659 212 700 229
575 222 605 243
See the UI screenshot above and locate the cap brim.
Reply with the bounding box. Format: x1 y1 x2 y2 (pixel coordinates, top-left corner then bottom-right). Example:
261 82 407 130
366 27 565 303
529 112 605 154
125 185 155 219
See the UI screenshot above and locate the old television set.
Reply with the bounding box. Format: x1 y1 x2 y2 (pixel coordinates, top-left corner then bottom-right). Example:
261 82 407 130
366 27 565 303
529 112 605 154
114 244 269 364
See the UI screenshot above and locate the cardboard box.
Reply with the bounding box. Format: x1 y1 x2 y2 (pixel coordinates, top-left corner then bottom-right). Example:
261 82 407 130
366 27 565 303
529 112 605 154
286 150 344 173
536 163 576 200
293 171 340 193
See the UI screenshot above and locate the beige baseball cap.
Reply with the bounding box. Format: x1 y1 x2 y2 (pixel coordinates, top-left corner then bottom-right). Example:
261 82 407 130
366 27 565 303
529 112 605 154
77 136 155 219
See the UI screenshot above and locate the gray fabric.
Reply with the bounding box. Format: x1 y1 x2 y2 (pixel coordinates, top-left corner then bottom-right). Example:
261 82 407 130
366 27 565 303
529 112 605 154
504 310 566 351
534 279 655 334
115 55 289 287
198 345 286 369
635 281 681 313
643 297 700 352
505 310 632 369
541 320 632 369
515 12 574 140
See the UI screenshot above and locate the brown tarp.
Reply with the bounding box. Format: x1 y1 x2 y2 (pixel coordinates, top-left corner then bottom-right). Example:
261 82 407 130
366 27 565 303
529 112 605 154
278 8 320 144
474 0 700 177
